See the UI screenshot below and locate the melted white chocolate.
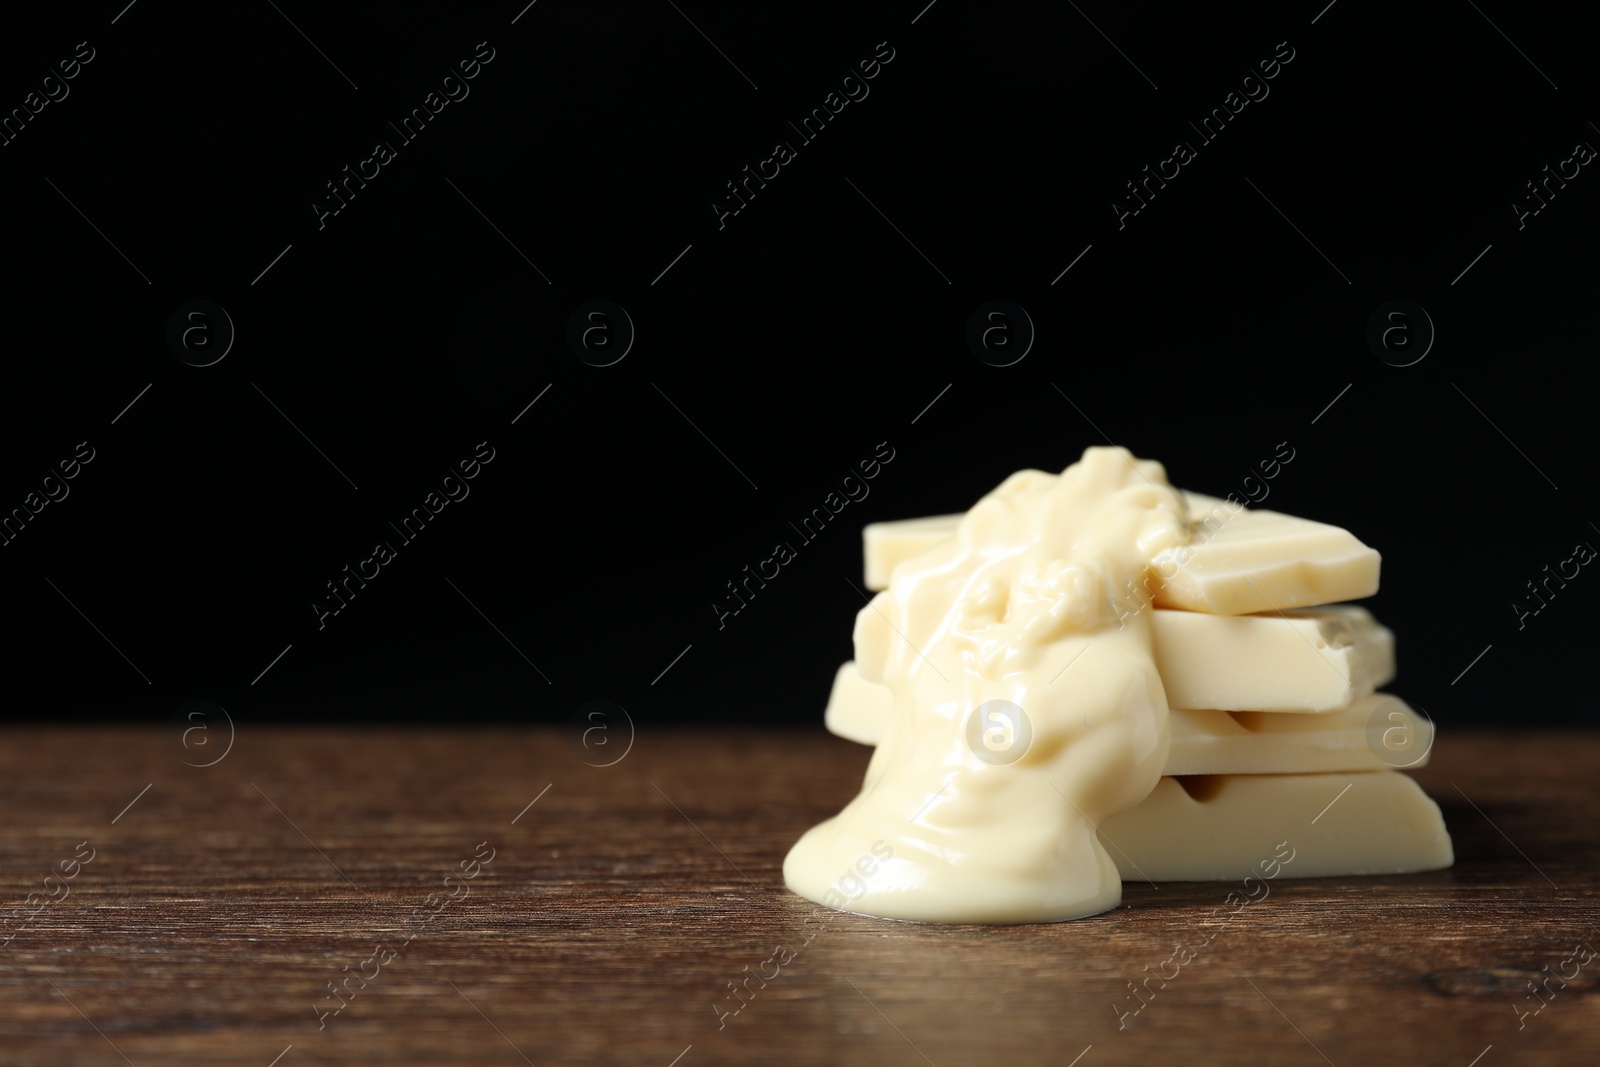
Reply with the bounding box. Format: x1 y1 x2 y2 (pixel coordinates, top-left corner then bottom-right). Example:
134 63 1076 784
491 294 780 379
784 447 1190 922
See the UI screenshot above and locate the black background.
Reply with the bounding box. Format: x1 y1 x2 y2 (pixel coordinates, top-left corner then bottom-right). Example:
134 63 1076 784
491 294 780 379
0 1 1593 732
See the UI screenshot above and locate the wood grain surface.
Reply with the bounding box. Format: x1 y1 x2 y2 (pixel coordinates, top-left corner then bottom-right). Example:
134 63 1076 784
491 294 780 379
1 726 1596 1066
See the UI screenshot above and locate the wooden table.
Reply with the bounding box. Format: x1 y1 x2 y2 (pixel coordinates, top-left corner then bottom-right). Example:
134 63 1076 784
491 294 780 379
1 727 1595 1065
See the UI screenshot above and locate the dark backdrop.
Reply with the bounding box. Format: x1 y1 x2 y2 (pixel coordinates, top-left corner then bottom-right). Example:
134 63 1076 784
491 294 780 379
0 1 1593 734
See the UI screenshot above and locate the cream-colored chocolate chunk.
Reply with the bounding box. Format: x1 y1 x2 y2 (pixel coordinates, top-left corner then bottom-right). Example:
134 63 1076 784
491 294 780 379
1099 771 1453 881
863 493 1381 615
831 603 1393 736
863 513 964 590
823 661 886 745
1160 493 1382 614
1151 604 1393 712
1162 696 1430 775
825 662 1429 774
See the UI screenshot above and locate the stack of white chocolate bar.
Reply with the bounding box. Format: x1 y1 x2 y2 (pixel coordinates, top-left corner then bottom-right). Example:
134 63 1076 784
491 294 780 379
824 492 1453 882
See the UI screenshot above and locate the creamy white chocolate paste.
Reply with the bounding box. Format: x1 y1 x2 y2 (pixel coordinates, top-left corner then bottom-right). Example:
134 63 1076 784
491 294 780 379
784 446 1192 922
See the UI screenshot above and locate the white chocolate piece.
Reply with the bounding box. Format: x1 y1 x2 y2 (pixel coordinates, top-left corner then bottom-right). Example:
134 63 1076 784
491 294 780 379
844 601 1395 726
822 661 886 745
863 493 1381 615
1163 697 1431 775
863 513 963 590
1164 493 1382 614
824 663 1430 774
1151 604 1393 712
1099 771 1453 881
